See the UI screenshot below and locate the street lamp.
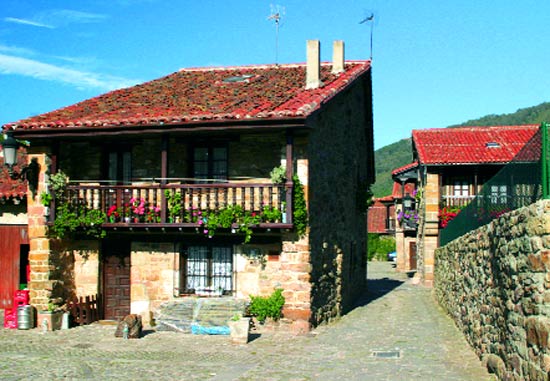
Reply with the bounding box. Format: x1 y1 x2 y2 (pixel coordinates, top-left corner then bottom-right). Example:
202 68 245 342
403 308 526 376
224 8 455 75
2 132 39 195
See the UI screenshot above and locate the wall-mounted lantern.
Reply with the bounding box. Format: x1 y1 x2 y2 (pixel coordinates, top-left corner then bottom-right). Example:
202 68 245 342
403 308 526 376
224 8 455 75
403 192 415 211
2 132 39 195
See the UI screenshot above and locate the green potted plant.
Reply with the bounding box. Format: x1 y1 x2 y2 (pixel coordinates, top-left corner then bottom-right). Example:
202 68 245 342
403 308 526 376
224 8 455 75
37 302 63 331
227 313 250 344
248 288 285 324
270 165 286 184
165 190 182 222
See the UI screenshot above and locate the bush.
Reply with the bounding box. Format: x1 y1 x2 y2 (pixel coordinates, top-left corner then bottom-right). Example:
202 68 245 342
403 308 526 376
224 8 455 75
248 288 285 322
367 233 395 261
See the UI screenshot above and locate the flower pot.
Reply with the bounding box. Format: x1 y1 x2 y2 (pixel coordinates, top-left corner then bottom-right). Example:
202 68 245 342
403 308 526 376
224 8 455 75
228 317 250 344
37 311 63 331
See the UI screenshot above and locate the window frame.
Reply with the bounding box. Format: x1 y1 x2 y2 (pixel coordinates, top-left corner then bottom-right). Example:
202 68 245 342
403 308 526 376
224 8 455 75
191 144 228 183
179 244 233 295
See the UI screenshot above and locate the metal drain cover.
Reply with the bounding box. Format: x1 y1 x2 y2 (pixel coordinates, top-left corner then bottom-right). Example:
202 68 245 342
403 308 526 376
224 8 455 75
371 350 401 359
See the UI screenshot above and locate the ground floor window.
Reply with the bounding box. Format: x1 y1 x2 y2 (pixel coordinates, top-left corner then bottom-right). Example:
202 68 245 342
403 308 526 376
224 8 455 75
180 245 233 295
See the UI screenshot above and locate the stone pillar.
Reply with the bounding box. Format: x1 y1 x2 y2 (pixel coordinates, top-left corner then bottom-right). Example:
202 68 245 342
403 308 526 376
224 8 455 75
395 227 406 272
280 234 312 334
26 152 52 310
422 173 440 287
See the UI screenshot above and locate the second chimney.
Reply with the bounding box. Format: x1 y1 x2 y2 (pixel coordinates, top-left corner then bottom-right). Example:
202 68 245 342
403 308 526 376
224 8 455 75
332 40 344 74
306 40 321 90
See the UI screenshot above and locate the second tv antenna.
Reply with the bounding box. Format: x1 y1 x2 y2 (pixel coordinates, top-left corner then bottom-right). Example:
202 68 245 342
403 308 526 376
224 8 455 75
268 4 285 64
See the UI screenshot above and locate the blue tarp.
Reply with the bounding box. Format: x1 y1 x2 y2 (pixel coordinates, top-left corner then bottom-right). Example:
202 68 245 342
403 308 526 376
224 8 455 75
190 324 230 335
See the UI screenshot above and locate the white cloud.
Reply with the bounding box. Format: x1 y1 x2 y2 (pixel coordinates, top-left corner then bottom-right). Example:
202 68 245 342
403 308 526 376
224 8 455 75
4 9 107 29
0 44 36 56
48 10 108 25
4 17 54 29
0 53 139 91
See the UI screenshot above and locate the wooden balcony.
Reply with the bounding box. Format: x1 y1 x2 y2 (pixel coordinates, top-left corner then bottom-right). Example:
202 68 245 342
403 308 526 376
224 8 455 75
51 181 294 231
440 195 475 208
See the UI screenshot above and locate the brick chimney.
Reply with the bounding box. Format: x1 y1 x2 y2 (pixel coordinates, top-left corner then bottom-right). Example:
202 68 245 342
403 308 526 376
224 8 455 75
306 40 321 89
332 40 344 74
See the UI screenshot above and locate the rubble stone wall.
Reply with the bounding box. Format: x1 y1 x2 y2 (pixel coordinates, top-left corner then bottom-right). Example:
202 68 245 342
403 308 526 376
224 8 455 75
435 200 550 381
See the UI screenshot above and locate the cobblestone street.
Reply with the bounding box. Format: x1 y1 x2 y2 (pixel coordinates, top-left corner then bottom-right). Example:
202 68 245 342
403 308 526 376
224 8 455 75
0 262 493 380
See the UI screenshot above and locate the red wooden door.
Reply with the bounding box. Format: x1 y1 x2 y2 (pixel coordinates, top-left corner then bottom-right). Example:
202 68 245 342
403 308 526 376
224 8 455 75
102 241 131 321
0 225 28 309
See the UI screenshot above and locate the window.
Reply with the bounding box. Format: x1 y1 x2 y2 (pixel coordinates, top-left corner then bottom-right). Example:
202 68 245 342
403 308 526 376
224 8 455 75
180 245 233 294
453 180 469 197
192 146 227 182
490 184 508 204
106 149 132 184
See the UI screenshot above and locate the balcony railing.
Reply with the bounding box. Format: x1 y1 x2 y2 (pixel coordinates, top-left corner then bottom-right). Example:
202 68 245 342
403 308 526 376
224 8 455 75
440 195 475 208
53 181 293 229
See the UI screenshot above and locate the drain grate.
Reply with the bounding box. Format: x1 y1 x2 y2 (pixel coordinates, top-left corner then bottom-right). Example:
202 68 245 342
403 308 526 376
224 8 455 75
371 350 401 359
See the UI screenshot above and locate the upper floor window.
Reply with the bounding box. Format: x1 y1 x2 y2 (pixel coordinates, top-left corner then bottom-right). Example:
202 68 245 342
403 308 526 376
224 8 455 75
490 184 508 204
106 148 132 184
453 180 469 197
192 146 227 182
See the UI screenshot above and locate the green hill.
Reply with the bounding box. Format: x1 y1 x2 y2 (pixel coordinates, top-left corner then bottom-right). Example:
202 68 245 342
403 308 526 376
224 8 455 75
372 102 550 197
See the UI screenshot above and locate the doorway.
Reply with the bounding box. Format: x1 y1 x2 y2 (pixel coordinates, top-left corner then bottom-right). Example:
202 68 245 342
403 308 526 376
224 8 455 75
409 242 417 270
0 225 29 309
102 239 131 321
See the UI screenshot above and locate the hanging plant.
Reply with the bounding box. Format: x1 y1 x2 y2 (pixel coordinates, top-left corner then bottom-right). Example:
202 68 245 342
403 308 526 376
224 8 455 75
48 170 106 239
292 175 308 237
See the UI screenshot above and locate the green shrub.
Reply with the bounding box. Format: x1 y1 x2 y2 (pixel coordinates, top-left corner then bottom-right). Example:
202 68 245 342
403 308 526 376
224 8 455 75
367 233 395 261
248 288 285 322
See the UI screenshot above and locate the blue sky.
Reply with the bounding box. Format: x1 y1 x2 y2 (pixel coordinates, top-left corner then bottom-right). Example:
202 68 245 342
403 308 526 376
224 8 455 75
1 1 549 149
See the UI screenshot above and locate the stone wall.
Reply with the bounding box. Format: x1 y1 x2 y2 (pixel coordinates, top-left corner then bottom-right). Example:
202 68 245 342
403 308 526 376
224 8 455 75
131 242 177 325
435 200 550 381
307 74 370 325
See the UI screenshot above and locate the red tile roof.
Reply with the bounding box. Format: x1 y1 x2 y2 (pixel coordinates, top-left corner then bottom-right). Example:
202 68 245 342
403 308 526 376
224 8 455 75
392 161 418 176
4 61 371 131
412 125 539 165
0 148 28 200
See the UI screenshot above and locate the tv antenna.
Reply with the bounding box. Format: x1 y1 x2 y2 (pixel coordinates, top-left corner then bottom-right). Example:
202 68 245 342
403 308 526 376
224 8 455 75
268 4 285 64
359 13 375 60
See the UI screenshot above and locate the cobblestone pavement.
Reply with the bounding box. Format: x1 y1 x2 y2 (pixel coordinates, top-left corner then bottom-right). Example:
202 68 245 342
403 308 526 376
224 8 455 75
0 262 494 381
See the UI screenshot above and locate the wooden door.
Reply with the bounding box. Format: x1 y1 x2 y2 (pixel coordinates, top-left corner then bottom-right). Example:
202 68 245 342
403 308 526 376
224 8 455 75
0 225 28 309
102 240 131 321
409 242 417 270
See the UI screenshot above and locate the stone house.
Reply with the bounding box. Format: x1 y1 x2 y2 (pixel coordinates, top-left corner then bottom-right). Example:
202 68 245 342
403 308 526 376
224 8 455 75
392 125 539 285
391 162 418 273
367 196 395 236
1 40 374 333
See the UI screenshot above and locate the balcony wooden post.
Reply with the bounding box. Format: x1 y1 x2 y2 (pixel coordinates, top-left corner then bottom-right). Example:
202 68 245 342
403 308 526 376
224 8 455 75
160 135 168 222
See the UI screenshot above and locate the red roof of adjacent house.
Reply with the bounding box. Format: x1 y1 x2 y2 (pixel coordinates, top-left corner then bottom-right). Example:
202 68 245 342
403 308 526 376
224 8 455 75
0 148 28 200
3 61 371 131
391 161 418 176
412 125 539 165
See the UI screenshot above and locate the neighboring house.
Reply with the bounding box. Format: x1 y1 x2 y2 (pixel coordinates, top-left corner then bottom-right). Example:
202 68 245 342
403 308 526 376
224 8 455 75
393 125 539 285
391 162 418 273
367 196 395 235
0 147 29 311
2 40 374 333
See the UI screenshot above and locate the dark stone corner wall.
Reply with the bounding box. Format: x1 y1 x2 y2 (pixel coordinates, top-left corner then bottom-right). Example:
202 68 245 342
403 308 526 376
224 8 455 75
435 200 550 381
307 74 371 326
